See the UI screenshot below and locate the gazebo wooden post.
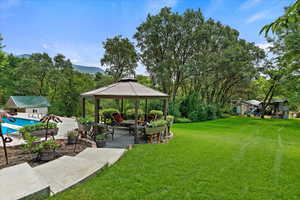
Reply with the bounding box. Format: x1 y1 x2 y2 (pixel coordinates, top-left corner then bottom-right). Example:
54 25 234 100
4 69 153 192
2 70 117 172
145 98 148 121
121 98 124 116
134 99 139 144
163 98 168 120
163 98 168 137
94 97 100 135
82 97 86 118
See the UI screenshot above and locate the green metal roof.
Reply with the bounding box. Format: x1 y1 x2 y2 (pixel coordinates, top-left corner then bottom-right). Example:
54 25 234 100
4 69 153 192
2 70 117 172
7 96 50 108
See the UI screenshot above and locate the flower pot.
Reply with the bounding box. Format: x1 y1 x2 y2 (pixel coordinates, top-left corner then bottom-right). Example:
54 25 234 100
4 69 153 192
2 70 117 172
24 128 59 138
68 136 77 144
95 140 106 148
39 149 56 161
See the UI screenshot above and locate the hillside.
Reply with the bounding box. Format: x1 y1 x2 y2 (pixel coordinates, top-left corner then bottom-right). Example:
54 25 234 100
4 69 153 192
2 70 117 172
72 64 104 74
17 54 104 74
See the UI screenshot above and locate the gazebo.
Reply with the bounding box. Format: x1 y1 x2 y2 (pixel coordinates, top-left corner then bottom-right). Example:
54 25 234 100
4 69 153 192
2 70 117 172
80 78 169 143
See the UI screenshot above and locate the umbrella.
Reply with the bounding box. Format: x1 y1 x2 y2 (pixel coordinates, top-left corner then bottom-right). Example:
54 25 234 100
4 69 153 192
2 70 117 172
40 114 62 140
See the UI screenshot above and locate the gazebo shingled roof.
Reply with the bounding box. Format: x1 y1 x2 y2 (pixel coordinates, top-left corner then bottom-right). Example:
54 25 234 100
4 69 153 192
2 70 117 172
81 78 168 98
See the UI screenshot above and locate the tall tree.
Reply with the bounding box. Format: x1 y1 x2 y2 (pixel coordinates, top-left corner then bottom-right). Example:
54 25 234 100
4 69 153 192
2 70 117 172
101 35 138 81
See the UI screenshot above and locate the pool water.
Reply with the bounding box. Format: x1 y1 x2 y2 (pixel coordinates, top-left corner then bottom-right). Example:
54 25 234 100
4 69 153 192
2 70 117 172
2 117 39 126
1 117 40 135
1 126 16 135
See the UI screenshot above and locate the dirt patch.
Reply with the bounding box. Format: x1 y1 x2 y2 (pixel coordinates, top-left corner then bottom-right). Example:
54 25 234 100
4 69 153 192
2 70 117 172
0 140 89 169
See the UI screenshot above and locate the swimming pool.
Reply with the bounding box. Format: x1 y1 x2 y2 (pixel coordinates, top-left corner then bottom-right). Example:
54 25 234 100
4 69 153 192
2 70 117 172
1 117 40 135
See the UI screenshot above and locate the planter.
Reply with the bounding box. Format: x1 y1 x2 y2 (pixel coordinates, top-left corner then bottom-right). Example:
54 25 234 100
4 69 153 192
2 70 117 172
68 136 77 144
23 128 58 138
145 126 165 135
39 149 56 161
95 140 106 148
78 123 91 132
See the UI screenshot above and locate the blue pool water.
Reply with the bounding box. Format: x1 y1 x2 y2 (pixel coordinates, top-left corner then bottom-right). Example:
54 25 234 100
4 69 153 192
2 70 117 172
1 117 40 135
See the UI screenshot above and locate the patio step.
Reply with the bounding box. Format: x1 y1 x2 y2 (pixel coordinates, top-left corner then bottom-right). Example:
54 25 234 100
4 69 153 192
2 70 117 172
33 156 105 195
0 163 50 200
76 148 126 166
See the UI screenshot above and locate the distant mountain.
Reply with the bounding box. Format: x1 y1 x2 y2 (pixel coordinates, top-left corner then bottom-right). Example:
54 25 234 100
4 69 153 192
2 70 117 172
16 54 104 74
18 54 31 59
72 64 104 74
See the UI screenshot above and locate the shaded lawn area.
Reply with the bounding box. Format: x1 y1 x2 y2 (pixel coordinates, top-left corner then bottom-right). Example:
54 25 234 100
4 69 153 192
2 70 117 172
50 117 300 200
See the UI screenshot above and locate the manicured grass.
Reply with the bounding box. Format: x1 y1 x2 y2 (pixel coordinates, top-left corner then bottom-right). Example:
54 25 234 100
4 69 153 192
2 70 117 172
50 117 300 200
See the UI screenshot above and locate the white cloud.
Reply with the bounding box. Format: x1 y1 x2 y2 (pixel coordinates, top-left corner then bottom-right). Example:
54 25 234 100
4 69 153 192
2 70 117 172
239 0 262 10
42 44 49 50
0 0 20 9
256 42 272 51
146 0 178 14
246 10 269 23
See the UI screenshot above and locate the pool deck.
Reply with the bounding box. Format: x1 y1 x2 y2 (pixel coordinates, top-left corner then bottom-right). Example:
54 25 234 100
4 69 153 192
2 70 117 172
1 113 78 147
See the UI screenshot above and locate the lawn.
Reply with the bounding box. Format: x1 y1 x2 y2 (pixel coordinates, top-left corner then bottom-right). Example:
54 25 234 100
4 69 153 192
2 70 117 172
50 117 300 200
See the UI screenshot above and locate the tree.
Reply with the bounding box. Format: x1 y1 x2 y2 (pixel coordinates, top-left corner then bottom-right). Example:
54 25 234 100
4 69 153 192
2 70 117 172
135 7 264 104
101 35 138 81
260 0 300 36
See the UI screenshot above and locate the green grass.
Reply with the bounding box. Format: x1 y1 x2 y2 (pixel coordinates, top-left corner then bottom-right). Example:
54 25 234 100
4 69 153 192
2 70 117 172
50 117 300 200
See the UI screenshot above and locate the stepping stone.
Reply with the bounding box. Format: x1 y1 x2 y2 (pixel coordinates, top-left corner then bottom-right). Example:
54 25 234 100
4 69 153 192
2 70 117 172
34 156 105 194
0 163 50 200
76 148 126 166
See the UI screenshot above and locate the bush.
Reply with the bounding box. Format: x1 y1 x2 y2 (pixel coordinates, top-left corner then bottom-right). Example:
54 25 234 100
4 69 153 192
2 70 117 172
101 108 120 119
207 104 217 120
166 115 174 125
169 103 181 117
149 110 163 118
174 117 192 123
125 109 144 119
19 122 58 134
149 120 167 128
77 117 93 125
67 131 77 137
22 133 40 153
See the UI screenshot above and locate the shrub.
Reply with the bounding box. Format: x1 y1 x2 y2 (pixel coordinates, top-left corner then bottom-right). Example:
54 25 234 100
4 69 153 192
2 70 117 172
207 104 217 120
174 117 192 123
169 103 181 117
77 117 93 125
95 134 105 140
166 115 174 125
149 120 167 127
41 139 60 150
19 122 58 134
67 131 77 137
149 110 163 118
125 109 144 119
22 133 40 153
102 108 120 120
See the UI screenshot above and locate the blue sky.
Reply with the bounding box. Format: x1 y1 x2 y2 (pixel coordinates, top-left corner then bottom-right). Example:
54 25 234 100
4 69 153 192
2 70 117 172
0 0 294 74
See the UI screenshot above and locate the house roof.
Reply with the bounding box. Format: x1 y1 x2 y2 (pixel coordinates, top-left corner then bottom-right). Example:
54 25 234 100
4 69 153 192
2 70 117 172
244 100 261 106
5 96 50 108
81 78 169 98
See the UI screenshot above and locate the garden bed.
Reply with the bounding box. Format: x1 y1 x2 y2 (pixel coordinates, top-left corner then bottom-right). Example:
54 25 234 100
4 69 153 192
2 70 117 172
0 139 90 169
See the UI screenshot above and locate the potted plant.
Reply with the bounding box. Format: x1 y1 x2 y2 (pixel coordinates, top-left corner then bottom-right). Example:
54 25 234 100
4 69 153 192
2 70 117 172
22 132 40 160
19 123 59 138
38 139 60 161
77 117 93 137
95 134 106 148
67 130 78 144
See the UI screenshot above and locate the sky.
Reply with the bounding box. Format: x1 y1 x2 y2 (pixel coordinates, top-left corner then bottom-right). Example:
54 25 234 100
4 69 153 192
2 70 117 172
0 0 295 74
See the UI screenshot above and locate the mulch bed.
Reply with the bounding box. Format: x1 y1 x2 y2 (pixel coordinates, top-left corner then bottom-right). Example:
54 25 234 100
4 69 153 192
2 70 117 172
0 140 89 169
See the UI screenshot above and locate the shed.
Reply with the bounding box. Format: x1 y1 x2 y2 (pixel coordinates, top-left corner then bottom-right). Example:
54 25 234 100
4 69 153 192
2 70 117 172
5 96 50 114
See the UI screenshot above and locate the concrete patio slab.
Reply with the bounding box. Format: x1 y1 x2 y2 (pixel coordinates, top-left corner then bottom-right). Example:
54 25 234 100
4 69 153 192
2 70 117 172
0 163 50 200
33 156 105 194
76 148 126 166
